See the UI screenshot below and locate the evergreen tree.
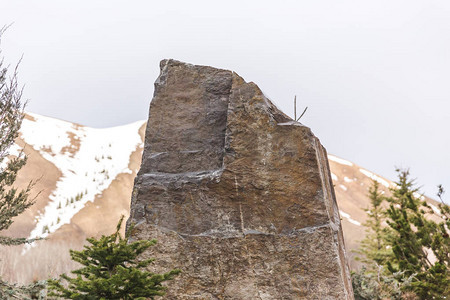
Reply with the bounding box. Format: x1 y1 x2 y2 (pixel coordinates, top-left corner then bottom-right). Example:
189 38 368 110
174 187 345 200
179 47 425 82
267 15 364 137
384 169 449 299
356 180 392 270
352 266 417 300
0 25 46 300
0 279 47 299
353 180 397 299
48 216 180 300
0 25 36 246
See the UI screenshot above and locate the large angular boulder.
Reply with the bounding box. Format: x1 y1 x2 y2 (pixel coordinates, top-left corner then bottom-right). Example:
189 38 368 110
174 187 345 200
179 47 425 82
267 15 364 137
128 59 354 299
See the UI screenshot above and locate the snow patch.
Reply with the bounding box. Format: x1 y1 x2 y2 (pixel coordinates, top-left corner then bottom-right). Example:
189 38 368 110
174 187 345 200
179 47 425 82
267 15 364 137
0 143 23 169
21 113 145 248
344 176 353 183
331 173 338 181
429 204 441 215
359 168 390 188
7 143 22 157
339 184 348 191
413 192 425 201
425 247 438 264
327 154 353 166
339 210 361 226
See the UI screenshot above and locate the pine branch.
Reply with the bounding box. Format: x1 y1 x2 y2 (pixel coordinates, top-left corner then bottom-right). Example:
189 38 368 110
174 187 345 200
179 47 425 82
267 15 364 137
0 236 42 246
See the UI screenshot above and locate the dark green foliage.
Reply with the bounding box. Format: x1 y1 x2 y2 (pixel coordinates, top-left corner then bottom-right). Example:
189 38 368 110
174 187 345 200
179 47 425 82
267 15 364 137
352 267 384 300
354 169 450 299
48 216 180 299
0 26 36 246
355 180 392 270
352 267 417 300
0 25 46 299
353 179 416 299
0 279 48 300
75 192 83 201
385 169 449 298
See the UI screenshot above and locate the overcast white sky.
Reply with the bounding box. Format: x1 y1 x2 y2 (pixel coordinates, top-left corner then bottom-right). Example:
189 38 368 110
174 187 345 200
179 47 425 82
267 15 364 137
1 0 449 200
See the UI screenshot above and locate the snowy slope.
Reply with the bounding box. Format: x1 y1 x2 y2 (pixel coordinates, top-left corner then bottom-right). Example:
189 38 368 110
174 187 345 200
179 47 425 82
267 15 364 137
20 113 145 244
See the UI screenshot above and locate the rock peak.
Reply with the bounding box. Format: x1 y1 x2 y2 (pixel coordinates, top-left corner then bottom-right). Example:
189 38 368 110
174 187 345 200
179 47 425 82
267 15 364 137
128 60 354 299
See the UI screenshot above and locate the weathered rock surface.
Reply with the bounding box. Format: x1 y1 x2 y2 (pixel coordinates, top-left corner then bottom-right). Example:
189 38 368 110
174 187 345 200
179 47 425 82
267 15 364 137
128 59 354 299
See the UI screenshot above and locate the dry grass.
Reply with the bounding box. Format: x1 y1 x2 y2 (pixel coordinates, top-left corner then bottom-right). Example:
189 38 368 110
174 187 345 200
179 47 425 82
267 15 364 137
0 240 83 284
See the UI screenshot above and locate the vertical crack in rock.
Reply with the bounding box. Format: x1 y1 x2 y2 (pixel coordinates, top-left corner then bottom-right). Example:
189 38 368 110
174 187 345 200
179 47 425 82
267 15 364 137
128 59 354 299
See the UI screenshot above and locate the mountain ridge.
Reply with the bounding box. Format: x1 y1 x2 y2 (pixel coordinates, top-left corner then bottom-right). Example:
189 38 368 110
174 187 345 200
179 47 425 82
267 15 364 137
0 112 441 283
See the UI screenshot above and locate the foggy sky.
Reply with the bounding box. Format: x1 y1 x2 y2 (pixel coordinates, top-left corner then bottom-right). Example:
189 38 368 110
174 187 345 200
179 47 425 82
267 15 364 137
1 0 449 200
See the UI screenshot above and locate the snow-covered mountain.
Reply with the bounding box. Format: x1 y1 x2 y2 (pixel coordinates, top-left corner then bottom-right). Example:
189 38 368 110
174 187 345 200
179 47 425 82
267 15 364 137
20 113 144 243
0 113 441 284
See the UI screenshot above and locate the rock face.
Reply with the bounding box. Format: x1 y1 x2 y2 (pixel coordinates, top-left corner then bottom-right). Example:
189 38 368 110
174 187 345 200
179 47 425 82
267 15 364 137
128 59 354 299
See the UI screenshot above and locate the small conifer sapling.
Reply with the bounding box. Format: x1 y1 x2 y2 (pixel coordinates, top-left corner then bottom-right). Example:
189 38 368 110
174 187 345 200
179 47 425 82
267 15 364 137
48 216 180 299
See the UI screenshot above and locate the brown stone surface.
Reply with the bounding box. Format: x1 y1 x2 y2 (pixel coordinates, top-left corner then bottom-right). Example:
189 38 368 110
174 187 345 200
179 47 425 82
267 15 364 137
132 59 353 299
